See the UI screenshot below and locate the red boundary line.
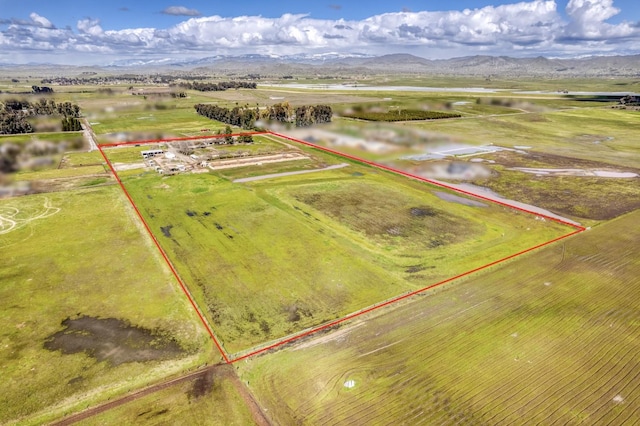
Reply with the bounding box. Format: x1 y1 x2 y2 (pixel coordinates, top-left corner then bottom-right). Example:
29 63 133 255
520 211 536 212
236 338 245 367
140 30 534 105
99 131 585 365
97 146 230 363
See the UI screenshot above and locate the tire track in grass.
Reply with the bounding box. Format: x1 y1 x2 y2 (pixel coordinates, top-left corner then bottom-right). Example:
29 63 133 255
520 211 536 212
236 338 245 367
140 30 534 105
518 312 638 422
508 332 635 423
477 314 610 423
567 349 640 424
0 198 60 236
537 341 636 424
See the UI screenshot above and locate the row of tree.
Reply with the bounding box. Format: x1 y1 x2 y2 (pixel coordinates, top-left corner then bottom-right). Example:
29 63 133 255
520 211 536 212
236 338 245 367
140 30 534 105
178 81 257 92
194 104 259 129
0 99 82 135
194 102 332 129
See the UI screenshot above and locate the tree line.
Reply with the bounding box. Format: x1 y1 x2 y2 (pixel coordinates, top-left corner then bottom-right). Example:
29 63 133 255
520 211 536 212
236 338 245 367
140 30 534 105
0 99 82 135
194 102 332 129
178 81 257 92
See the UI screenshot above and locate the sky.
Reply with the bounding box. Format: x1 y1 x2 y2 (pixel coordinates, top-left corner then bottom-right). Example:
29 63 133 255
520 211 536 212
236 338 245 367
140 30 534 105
0 0 639 65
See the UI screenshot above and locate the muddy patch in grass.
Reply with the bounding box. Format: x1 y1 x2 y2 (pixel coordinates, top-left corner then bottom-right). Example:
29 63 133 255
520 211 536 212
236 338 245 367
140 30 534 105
283 304 313 323
160 225 173 237
409 206 437 217
405 265 435 274
188 369 216 400
44 316 185 366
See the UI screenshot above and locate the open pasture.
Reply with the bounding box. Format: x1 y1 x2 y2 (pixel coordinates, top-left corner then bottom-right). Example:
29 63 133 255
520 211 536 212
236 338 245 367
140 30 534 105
105 134 572 355
0 187 212 425
91 107 223 140
239 209 640 425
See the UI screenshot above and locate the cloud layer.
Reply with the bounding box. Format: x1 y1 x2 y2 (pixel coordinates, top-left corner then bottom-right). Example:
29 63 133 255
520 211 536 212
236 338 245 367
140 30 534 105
0 0 638 64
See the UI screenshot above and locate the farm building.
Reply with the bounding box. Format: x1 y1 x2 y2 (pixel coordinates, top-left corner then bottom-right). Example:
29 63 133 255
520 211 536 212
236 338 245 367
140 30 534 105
141 149 164 159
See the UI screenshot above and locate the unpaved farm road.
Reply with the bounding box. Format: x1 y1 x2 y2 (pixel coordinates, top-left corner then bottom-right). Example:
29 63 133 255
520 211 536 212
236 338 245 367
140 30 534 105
234 163 349 183
80 119 99 152
51 364 270 426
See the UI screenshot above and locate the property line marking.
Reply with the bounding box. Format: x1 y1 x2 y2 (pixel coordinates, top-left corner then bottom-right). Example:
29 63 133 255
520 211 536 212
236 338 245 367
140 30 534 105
97 146 230 363
100 130 585 364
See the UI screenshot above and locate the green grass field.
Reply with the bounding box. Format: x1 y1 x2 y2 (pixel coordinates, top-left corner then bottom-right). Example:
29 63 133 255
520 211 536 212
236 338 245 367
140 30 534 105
91 107 224 139
0 187 214 425
2 77 638 424
239 209 640 425
106 139 571 354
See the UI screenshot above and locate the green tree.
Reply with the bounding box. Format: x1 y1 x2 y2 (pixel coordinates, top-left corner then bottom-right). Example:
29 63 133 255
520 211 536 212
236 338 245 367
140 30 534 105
224 125 234 144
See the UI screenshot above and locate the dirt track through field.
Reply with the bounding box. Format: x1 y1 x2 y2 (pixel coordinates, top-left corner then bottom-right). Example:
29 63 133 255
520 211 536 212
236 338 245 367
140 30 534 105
0 198 60 236
52 364 271 426
234 163 349 182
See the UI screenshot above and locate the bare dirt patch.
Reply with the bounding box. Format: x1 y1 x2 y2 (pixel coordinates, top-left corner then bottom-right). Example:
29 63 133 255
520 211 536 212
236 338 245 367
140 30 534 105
44 316 186 366
188 369 216 400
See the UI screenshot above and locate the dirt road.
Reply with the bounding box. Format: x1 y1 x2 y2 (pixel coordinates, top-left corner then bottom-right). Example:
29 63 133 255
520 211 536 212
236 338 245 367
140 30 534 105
52 364 270 426
234 163 349 183
80 119 99 152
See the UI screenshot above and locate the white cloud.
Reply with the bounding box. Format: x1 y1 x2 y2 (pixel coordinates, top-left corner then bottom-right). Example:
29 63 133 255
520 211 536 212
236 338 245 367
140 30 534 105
563 0 635 40
77 18 103 36
29 13 55 29
1 1 639 65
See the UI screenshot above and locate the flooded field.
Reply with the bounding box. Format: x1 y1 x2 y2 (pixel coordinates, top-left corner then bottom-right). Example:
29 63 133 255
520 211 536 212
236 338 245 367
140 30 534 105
44 316 186 366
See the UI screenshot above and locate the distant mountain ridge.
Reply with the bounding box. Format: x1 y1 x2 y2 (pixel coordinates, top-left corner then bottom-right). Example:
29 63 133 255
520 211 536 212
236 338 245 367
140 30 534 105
2 53 640 77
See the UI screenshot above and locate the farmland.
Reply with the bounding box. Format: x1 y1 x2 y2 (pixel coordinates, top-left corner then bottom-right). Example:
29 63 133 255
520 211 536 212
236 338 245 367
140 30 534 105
104 136 572 354
0 186 213 425
239 209 640 425
1 73 638 425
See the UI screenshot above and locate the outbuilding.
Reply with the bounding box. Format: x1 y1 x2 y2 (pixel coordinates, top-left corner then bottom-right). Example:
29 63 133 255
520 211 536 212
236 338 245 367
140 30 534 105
141 149 164 159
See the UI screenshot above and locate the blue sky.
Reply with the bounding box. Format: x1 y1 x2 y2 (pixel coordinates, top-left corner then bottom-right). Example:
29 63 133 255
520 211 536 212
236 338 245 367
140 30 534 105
0 0 639 65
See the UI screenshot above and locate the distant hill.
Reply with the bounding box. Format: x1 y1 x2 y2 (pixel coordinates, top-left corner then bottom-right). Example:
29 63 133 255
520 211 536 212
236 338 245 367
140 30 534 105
2 53 640 78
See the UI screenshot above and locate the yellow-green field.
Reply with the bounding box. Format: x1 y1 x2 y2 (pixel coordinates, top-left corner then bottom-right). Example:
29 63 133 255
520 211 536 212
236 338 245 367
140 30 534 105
106 138 572 354
0 187 214 425
239 209 640 425
1 76 638 425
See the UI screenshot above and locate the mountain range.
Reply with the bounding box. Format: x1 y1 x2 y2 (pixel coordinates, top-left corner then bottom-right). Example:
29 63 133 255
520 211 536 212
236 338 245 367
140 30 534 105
2 53 640 77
